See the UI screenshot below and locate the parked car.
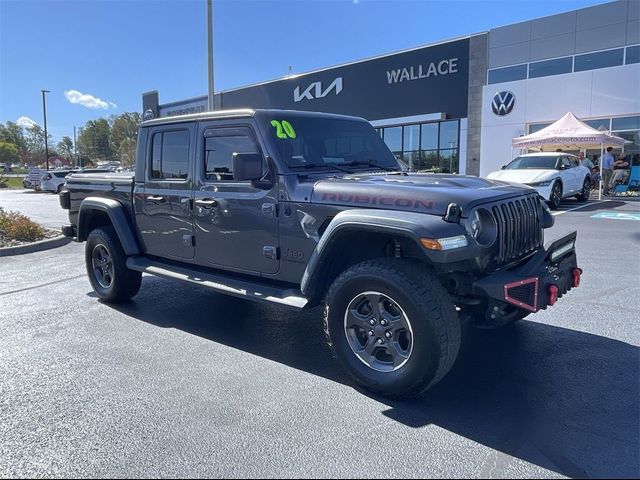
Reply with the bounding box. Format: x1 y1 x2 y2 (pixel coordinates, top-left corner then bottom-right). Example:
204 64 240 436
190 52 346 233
40 169 80 193
60 109 582 397
486 152 591 209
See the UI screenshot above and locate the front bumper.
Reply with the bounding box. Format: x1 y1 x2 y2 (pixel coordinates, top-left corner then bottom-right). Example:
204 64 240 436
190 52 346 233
472 231 580 312
528 184 553 201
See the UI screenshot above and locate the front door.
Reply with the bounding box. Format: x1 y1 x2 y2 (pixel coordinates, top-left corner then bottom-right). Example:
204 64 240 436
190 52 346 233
135 124 195 260
193 123 279 275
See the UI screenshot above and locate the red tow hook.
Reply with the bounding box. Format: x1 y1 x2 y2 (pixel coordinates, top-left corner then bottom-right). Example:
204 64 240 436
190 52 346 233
548 285 559 306
572 268 583 288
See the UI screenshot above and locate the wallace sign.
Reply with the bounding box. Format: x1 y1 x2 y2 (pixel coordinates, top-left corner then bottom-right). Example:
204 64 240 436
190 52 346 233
148 38 470 121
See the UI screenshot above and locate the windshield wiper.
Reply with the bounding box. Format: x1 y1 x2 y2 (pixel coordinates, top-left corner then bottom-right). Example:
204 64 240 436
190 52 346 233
346 159 399 172
289 163 355 174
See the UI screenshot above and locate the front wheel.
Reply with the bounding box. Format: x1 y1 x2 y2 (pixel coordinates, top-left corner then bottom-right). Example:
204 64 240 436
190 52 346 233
548 181 563 210
324 258 460 397
85 226 141 303
576 177 591 202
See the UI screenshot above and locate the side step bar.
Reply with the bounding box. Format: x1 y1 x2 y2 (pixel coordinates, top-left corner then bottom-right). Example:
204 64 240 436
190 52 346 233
126 257 308 309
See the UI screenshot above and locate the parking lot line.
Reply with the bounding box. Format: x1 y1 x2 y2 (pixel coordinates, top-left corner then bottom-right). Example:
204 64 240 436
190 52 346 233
552 200 611 216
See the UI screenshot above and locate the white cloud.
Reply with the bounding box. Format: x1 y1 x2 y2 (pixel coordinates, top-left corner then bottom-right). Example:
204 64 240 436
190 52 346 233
17 116 38 128
353 0 360 4
64 89 116 109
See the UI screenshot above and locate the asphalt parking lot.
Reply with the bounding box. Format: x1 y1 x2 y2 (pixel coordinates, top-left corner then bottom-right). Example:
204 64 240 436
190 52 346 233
0 189 638 478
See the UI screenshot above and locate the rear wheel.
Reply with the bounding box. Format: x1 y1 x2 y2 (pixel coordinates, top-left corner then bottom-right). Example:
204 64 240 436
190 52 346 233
324 258 460 397
576 177 591 202
85 226 141 303
548 181 562 210
56 183 64 194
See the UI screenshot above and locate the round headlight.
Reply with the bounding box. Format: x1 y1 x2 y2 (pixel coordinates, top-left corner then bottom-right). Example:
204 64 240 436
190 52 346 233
468 208 497 247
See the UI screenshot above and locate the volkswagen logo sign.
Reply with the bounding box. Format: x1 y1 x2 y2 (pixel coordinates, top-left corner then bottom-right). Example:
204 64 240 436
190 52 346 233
143 109 155 121
492 91 515 116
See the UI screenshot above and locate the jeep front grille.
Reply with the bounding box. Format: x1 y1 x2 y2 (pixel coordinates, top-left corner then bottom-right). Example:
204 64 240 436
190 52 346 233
491 194 543 266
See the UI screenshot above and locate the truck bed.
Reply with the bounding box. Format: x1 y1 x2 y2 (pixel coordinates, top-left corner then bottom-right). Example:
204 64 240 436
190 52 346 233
65 172 135 227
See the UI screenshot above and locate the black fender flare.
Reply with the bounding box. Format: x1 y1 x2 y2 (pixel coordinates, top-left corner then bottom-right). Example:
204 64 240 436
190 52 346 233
300 209 467 301
77 197 141 256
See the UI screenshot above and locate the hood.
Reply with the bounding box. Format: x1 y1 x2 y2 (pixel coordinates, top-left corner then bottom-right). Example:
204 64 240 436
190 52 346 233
310 172 536 217
486 169 556 184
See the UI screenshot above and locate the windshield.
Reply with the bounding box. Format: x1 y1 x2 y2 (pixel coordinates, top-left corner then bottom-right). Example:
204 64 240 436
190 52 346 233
506 155 559 170
260 115 399 171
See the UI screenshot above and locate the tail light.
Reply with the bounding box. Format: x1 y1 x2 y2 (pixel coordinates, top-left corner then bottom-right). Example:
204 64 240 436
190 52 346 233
572 268 582 288
548 285 559 306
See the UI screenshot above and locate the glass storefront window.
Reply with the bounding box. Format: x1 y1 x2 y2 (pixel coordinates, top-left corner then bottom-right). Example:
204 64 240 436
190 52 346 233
421 123 438 150
403 125 420 152
584 118 611 131
417 150 439 172
528 56 573 79
402 151 421 171
439 149 458 174
612 116 640 131
574 48 624 72
383 126 402 152
380 120 460 173
528 123 551 134
439 121 458 149
488 64 528 84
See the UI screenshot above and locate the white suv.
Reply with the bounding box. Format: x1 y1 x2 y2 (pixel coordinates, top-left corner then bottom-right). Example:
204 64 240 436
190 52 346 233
487 153 591 209
40 169 78 193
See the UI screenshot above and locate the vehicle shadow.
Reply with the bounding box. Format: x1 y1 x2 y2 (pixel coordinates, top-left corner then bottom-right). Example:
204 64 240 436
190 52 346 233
100 277 639 478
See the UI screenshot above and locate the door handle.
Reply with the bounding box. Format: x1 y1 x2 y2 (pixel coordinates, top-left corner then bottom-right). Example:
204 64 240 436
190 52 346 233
146 195 166 203
195 198 218 208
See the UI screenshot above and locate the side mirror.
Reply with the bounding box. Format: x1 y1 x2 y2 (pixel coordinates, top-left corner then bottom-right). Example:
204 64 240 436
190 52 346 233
232 152 264 182
501 165 507 170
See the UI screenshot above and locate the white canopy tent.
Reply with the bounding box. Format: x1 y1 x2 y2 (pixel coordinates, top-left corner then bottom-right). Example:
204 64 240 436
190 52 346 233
512 112 629 200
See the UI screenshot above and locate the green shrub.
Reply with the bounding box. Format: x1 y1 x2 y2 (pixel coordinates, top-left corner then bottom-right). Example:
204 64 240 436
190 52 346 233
0 208 46 242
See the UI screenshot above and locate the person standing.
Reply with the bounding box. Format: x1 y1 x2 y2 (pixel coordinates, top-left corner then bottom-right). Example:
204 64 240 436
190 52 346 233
601 147 615 195
579 151 594 170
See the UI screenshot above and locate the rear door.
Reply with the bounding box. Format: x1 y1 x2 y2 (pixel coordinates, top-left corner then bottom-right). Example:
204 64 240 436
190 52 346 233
561 155 581 194
193 121 280 275
135 123 196 260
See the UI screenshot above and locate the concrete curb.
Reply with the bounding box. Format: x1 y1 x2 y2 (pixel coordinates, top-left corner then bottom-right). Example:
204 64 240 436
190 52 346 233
0 235 72 257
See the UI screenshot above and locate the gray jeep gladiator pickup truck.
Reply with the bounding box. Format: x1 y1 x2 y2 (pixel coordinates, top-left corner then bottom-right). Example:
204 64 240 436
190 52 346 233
60 109 582 397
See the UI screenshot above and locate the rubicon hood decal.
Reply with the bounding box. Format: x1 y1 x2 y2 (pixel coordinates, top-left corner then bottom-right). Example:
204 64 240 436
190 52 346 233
310 173 535 216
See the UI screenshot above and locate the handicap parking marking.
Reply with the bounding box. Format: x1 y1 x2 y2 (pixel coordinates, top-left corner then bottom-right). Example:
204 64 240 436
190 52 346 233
591 211 640 221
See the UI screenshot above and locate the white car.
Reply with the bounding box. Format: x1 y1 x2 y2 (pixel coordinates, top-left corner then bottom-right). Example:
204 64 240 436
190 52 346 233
487 153 591 209
39 169 79 193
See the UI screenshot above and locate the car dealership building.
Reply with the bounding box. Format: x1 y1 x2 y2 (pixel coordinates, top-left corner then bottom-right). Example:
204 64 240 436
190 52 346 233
143 0 639 177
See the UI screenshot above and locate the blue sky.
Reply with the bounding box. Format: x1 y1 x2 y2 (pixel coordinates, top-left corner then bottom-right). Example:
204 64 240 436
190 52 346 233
0 0 608 143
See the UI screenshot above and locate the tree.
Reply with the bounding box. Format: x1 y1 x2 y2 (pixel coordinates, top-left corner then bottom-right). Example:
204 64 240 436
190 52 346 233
110 112 141 167
57 136 74 161
25 124 47 165
0 141 19 164
77 118 113 163
0 121 27 154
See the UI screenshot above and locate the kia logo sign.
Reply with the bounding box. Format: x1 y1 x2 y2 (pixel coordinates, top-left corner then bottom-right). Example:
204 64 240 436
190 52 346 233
492 91 515 116
294 77 343 102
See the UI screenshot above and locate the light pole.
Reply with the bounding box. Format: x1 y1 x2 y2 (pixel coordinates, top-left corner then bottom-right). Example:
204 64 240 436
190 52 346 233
207 0 215 111
41 89 50 171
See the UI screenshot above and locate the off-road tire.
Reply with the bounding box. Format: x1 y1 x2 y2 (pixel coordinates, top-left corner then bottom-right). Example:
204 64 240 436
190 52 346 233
323 258 460 397
85 226 141 303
